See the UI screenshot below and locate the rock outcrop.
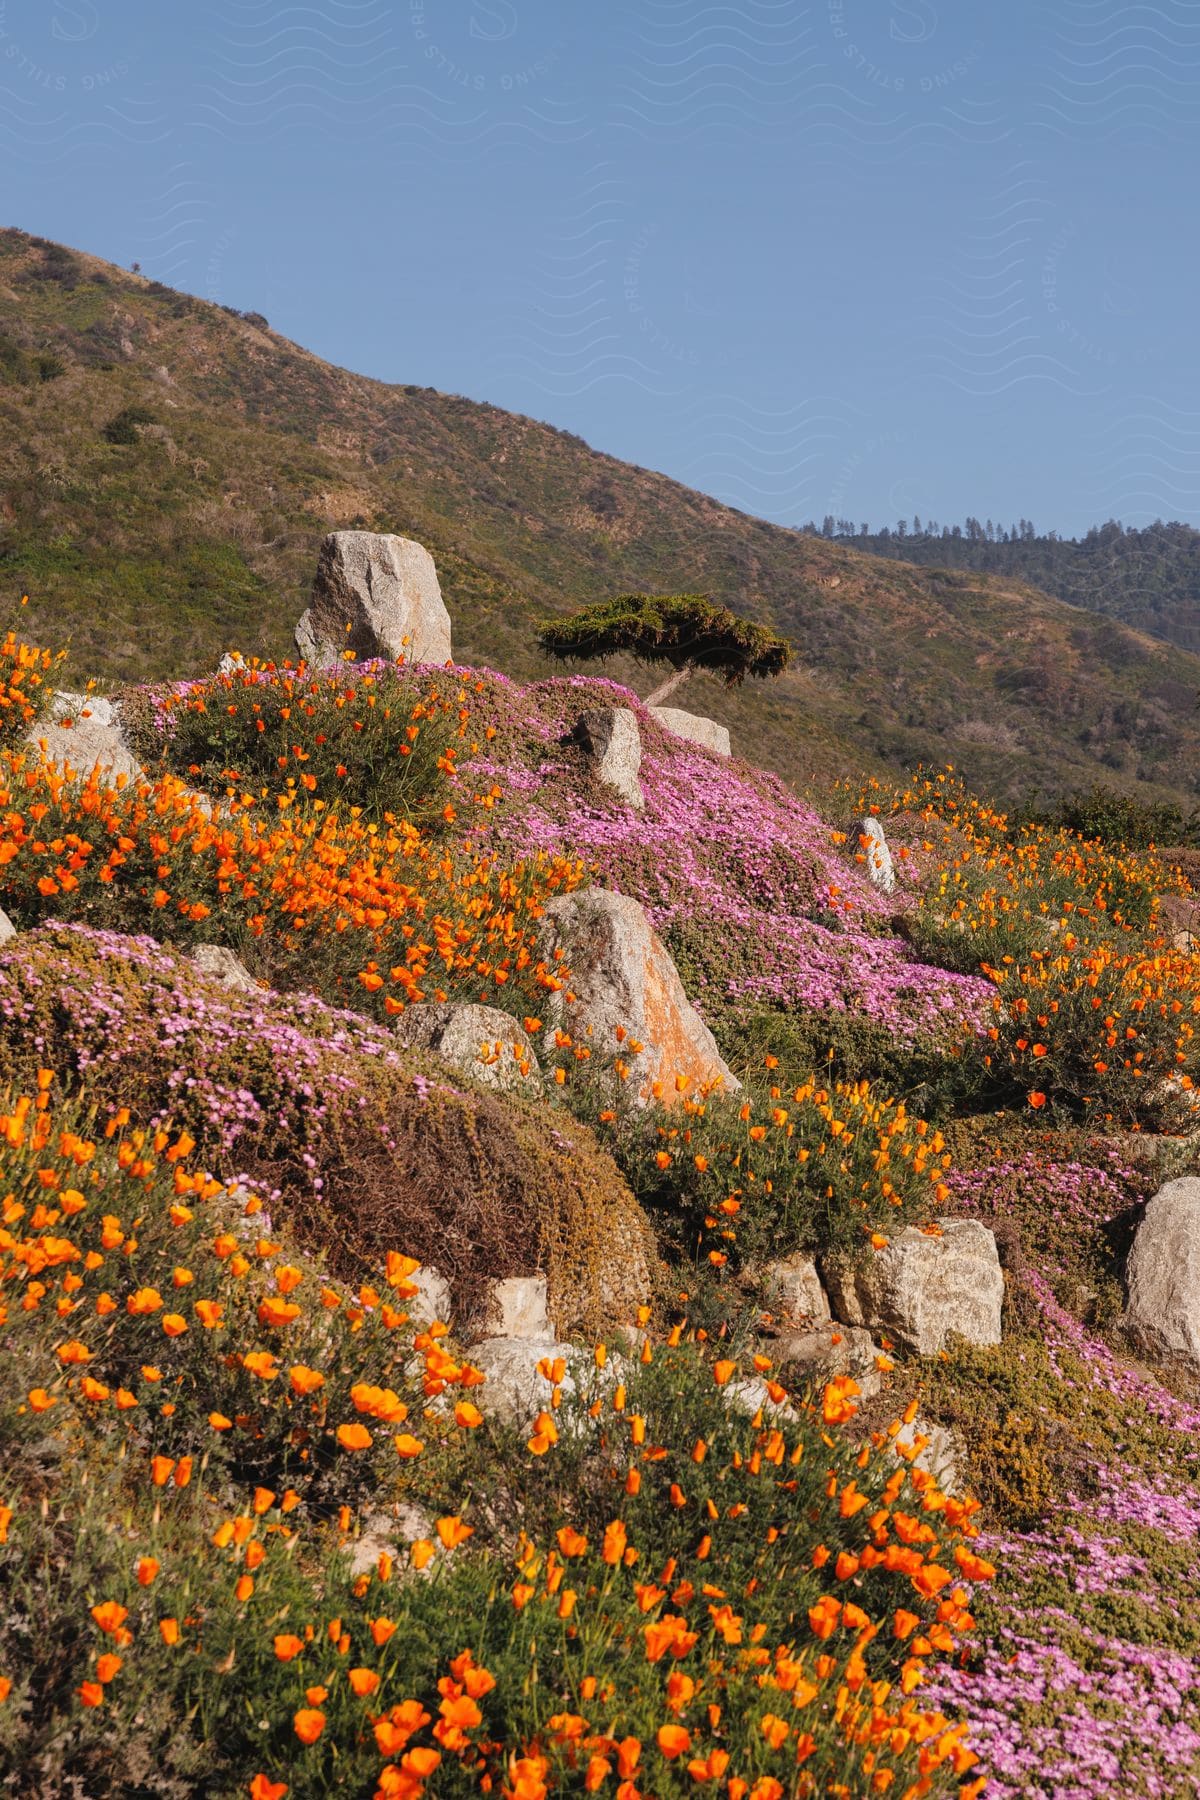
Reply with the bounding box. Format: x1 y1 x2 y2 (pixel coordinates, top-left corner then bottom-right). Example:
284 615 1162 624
1125 1177 1200 1368
394 1002 540 1095
823 1220 1003 1356
576 707 644 809
295 531 452 669
649 705 731 758
538 888 738 1100
857 816 895 893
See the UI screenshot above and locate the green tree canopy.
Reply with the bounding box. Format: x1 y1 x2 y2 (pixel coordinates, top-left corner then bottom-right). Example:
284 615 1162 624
537 593 792 706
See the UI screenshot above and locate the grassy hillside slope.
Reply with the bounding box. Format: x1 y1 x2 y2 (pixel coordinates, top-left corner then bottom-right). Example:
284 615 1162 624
2 226 1199 809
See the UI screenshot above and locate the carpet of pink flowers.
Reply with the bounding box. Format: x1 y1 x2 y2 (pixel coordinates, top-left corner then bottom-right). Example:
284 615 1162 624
930 1154 1200 1798
464 671 993 1044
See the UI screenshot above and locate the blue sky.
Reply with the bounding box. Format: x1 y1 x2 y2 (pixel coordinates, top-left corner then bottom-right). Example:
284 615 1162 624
3 0 1198 536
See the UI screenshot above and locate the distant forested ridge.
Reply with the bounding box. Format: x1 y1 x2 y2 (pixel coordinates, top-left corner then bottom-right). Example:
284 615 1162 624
805 517 1200 653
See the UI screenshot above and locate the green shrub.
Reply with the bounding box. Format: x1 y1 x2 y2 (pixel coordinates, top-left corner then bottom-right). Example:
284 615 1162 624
101 406 157 447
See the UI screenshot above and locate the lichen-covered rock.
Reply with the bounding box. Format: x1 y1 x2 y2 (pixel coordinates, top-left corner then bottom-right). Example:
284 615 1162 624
576 707 644 809
649 705 731 758
394 1002 540 1094
538 888 738 1101
190 943 258 993
295 531 452 668
857 816 895 894
823 1220 1003 1355
1125 1177 1200 1368
31 692 144 786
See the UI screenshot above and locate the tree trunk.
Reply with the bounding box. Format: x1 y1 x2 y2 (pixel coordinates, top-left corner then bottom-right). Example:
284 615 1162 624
645 662 694 708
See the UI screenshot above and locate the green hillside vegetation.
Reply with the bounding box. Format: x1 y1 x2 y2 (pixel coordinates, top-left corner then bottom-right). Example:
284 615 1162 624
818 515 1200 655
2 227 1200 811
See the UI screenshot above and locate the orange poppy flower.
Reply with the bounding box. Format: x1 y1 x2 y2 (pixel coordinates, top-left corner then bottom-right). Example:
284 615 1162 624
292 1708 325 1746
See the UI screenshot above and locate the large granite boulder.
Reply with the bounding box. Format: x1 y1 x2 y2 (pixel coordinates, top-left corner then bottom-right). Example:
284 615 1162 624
1125 1177 1200 1368
823 1220 1003 1356
394 1002 540 1095
649 705 731 759
538 888 738 1102
295 532 452 669
576 707 644 809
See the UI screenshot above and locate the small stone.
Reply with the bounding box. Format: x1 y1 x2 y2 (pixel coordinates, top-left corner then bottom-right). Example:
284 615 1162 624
295 531 452 669
891 1416 960 1490
649 705 731 758
823 1221 1003 1356
190 943 258 993
394 1002 540 1094
470 1336 577 1428
725 1377 796 1420
480 1275 553 1343
1125 1177 1200 1369
772 1322 883 1400
857 816 895 893
407 1264 453 1330
0 907 16 947
349 1503 435 1579
576 707 644 809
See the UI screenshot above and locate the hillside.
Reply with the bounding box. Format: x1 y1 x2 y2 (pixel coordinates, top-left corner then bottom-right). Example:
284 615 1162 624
818 517 1200 655
1 619 1198 1795
3 226 1200 812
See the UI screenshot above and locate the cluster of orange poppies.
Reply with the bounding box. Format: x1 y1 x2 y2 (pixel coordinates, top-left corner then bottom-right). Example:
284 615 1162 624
0 624 63 750
1 1075 995 1799
0 740 585 1020
848 770 1200 1121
